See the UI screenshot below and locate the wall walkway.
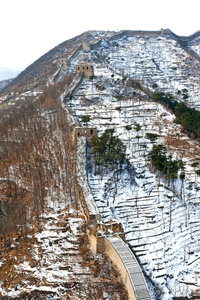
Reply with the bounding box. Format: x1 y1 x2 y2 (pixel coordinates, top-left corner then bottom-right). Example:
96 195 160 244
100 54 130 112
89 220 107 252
60 40 152 299
64 72 85 102
105 236 152 300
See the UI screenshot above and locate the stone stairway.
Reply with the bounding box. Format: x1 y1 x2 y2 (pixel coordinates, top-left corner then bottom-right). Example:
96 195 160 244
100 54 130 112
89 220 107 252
106 236 152 300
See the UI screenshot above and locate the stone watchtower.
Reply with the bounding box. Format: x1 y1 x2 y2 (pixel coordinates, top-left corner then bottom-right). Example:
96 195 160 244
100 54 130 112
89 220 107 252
73 127 97 146
57 58 70 69
82 43 91 51
76 64 94 78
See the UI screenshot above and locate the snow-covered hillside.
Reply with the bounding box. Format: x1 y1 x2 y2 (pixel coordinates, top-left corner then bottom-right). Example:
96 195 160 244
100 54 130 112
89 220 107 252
66 31 200 108
61 31 200 299
0 84 127 300
1 29 200 299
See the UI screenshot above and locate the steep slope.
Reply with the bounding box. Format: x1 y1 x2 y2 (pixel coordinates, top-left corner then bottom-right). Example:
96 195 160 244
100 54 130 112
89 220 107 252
0 81 128 299
0 31 113 98
59 30 200 299
1 29 200 299
69 78 200 299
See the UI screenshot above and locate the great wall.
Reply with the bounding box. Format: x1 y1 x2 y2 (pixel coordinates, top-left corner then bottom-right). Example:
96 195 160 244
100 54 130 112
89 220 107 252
1 27 200 299
53 37 153 298
51 30 200 298
72 127 152 300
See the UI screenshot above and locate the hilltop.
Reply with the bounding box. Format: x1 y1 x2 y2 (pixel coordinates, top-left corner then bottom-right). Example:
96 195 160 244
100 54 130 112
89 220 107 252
1 29 200 299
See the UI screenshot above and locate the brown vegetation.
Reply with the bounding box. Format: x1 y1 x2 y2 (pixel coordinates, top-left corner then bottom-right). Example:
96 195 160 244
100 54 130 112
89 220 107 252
0 80 129 299
0 82 75 252
78 225 128 299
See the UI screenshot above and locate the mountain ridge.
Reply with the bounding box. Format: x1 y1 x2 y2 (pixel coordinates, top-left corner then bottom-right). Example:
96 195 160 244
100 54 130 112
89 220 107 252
1 28 200 299
1 28 200 97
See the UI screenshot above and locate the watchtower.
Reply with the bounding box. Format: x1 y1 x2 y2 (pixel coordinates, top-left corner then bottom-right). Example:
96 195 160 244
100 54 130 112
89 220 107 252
73 127 97 146
82 43 91 51
57 58 70 69
76 64 94 78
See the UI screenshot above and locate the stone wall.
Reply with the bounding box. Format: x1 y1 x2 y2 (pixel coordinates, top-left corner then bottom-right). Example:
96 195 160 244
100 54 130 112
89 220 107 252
108 29 171 41
68 44 83 60
104 237 137 300
73 127 97 146
57 58 69 68
82 42 91 51
76 64 94 79
90 39 103 50
73 128 152 299
82 41 103 51
87 233 104 255
74 136 100 223
74 180 100 223
104 236 152 300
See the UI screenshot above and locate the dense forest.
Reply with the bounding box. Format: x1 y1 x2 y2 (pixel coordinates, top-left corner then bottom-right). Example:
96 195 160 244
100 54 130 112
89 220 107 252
153 91 200 140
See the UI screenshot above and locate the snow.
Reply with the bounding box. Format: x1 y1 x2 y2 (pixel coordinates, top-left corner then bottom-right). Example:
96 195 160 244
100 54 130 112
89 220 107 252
64 32 200 299
1 30 200 299
76 137 100 216
0 206 86 298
